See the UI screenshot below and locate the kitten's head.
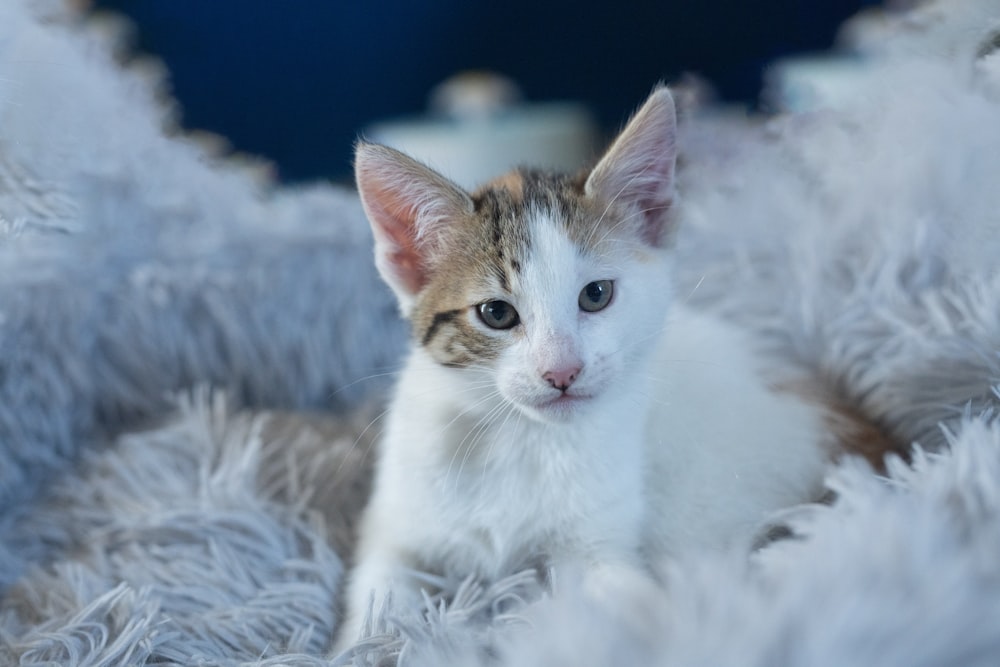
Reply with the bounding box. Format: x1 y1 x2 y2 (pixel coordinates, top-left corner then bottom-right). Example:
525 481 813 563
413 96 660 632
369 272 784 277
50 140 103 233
356 86 677 423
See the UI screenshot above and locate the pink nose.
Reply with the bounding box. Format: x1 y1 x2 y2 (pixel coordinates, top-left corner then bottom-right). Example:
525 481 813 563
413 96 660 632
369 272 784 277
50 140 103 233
543 365 582 391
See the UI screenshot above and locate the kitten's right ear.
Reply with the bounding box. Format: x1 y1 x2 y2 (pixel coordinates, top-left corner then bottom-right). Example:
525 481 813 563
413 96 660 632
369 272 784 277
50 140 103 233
355 142 473 315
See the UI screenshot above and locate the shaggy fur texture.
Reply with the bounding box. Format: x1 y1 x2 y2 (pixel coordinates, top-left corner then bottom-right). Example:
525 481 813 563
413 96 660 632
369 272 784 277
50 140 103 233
2 0 999 665
0 0 403 540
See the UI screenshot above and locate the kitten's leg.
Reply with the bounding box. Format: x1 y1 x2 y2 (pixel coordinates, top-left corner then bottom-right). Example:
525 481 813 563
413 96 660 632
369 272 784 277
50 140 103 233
334 552 426 656
553 552 664 636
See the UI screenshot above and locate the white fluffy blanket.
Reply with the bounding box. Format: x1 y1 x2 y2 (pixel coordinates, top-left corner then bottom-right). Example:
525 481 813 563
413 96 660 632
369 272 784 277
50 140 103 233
2 1 1000 665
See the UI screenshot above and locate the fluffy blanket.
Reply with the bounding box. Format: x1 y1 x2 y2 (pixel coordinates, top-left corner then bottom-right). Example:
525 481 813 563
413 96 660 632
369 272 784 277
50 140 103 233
2 1 999 665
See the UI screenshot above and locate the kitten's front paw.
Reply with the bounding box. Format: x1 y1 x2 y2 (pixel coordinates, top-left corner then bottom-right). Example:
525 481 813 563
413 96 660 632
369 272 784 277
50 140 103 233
334 587 428 661
577 561 666 637
334 558 427 659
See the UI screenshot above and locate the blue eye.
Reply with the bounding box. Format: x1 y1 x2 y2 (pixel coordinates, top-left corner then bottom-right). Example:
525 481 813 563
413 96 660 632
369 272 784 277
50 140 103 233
477 300 520 329
579 280 614 312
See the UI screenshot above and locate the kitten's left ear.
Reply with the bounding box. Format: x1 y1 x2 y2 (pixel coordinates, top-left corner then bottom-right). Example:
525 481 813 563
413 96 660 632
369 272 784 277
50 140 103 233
585 86 677 247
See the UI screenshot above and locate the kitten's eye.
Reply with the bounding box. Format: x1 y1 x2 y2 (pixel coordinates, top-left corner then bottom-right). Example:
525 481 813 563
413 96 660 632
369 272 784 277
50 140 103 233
477 300 520 330
579 280 614 312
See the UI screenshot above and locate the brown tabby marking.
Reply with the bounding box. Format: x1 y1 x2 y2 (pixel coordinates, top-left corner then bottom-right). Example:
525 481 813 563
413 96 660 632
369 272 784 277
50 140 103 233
780 380 908 473
481 171 525 202
824 400 910 473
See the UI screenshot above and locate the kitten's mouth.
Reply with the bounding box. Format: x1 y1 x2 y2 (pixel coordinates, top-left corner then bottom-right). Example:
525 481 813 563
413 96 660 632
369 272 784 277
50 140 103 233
534 391 593 415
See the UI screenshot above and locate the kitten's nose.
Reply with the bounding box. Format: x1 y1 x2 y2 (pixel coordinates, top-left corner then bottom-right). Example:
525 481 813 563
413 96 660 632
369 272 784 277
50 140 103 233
543 365 582 392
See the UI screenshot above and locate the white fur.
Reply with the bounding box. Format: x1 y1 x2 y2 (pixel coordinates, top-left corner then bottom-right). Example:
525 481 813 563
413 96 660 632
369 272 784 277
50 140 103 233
339 208 829 646
643 307 828 560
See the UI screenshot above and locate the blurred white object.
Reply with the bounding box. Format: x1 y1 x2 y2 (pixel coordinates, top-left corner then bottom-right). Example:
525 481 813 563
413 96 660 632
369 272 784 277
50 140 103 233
365 71 598 190
428 71 523 118
768 0 1000 112
766 55 871 112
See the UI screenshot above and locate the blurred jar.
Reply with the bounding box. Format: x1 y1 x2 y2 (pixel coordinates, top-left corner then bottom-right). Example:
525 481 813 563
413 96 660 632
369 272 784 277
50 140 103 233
364 72 598 189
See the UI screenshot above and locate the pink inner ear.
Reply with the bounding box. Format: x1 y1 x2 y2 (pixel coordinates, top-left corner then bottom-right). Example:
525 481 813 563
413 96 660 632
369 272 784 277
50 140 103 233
636 181 675 248
366 193 430 295
387 248 426 294
586 87 677 248
594 146 676 248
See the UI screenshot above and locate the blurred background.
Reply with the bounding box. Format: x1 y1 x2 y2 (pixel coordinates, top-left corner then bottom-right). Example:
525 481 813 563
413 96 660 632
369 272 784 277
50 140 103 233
94 0 878 184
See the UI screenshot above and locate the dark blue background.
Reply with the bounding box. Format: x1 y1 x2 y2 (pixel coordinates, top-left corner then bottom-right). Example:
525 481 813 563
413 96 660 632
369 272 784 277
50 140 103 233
96 1 874 182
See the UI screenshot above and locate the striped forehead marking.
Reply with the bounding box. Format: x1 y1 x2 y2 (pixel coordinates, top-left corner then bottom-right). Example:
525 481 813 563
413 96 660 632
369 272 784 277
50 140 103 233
412 168 609 368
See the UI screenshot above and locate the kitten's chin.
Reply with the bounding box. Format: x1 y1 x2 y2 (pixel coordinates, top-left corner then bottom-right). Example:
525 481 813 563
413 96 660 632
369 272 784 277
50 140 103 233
521 392 594 423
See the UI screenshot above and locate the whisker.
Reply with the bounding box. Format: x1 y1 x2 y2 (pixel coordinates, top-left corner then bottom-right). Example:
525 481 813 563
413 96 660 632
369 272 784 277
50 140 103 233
684 275 706 305
454 394 512 474
327 368 405 401
330 404 393 482
479 400 520 488
436 390 508 478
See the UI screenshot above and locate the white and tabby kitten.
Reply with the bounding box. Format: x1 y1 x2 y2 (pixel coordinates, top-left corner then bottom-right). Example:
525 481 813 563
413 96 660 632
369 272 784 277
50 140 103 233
340 86 860 645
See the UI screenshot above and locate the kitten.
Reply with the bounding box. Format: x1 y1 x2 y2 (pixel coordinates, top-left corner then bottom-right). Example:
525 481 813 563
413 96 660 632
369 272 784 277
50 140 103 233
339 86 835 647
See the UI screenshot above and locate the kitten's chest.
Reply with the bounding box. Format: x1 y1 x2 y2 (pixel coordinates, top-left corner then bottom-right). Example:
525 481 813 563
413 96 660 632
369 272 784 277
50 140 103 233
434 418 583 527
397 411 641 577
